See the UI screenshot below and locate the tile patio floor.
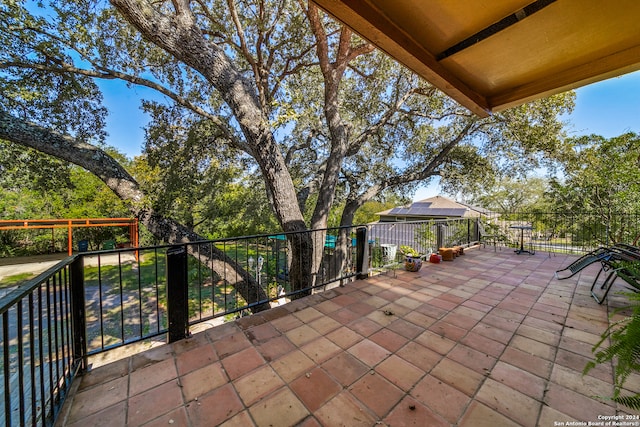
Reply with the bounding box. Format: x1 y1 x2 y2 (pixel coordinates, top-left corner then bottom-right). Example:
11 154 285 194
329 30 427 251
55 247 640 426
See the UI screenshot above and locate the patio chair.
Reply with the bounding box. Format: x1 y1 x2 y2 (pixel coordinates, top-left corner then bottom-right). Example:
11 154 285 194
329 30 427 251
479 222 503 252
554 245 630 280
590 247 640 304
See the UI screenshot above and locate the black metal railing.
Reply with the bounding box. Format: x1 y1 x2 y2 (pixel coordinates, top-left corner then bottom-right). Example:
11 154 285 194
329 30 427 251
0 257 82 427
367 218 476 268
79 225 366 356
479 212 640 255
3 213 640 426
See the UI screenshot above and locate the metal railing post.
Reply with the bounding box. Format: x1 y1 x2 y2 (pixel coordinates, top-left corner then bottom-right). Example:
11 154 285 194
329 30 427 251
356 226 369 279
70 256 87 372
437 223 445 249
166 245 189 343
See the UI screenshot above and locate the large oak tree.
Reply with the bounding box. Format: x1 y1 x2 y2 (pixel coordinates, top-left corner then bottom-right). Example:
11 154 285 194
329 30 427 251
0 0 574 299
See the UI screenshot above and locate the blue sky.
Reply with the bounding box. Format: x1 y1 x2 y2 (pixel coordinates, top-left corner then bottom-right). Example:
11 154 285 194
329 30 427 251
98 70 640 198
413 70 640 200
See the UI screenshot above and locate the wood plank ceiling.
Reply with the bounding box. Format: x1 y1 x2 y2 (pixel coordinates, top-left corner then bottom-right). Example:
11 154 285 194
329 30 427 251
311 0 640 117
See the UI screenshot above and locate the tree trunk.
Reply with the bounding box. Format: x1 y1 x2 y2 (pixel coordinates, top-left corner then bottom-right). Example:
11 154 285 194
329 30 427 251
0 109 271 312
110 0 313 295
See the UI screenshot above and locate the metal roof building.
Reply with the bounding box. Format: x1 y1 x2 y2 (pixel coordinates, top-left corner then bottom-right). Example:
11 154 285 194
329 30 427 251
376 195 491 222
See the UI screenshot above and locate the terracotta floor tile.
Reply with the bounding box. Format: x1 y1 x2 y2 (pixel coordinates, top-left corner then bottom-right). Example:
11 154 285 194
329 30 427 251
347 339 391 367
471 321 515 344
245 322 280 343
555 348 612 383
460 330 506 358
490 361 546 400
411 374 471 423
325 325 363 349
332 293 359 307
140 406 189 427
349 371 404 418
187 383 244 426
395 295 423 310
375 354 424 391
66 376 128 424
292 306 324 323
66 401 126 427
130 357 178 397
329 307 362 325
379 302 412 317
308 315 341 335
171 331 210 355
476 378 540 427
414 330 457 355
180 361 228 402
550 364 615 400
233 365 284 406
218 410 256 427
321 352 369 387
213 330 252 358
387 318 426 339
346 317 380 337
362 295 391 308
383 396 449 427
442 312 481 330
481 313 521 333
430 358 484 396
248 386 309 427
290 366 342 411
270 313 303 332
129 345 174 372
300 336 342 364
314 391 377 426
537 405 576 427
271 349 316 383
127 380 184 426
544 382 615 422
429 320 468 341
175 343 218 376
500 346 554 378
396 341 443 372
221 346 265 380
255 335 296 362
516 323 561 346
369 328 409 353
510 335 556 361
365 308 399 327
285 324 322 347
348 301 378 317
558 335 597 358
77 358 129 391
458 400 521 427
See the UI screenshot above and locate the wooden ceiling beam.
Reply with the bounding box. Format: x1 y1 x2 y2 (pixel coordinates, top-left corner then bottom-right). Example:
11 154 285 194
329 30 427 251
437 0 557 61
312 0 491 116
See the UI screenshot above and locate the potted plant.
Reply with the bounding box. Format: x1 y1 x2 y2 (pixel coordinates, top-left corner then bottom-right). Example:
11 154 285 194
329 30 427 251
400 245 423 272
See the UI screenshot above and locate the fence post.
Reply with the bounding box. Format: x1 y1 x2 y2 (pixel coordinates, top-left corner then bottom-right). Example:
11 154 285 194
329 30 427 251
70 256 87 372
166 245 189 343
356 226 369 280
436 223 445 249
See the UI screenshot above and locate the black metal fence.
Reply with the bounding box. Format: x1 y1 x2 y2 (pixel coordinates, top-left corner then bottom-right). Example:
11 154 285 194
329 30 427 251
0 258 82 427
479 212 640 255
367 218 475 268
